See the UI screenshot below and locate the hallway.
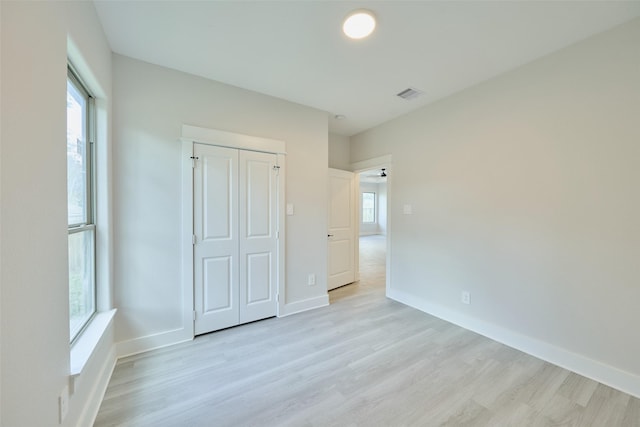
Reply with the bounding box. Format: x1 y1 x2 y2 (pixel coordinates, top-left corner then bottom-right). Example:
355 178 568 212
329 234 386 303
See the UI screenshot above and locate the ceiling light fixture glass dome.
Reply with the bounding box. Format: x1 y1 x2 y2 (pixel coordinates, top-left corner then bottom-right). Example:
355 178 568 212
343 10 376 39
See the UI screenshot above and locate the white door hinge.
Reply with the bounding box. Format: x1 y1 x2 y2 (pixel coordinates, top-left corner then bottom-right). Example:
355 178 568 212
193 310 197 321
190 156 199 168
273 165 280 175
276 293 279 302
192 234 197 245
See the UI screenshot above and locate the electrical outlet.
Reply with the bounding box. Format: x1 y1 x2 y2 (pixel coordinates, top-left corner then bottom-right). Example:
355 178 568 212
461 291 470 305
59 384 69 424
308 273 316 286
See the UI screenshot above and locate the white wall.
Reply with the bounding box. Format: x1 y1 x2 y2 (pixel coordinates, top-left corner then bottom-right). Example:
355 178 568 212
0 2 3 421
378 182 387 235
112 55 329 350
1 1 114 426
328 132 350 170
351 18 640 395
0 2 3 420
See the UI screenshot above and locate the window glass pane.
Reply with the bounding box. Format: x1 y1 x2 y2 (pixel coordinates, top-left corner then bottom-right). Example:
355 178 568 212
67 79 88 226
69 229 95 340
67 67 95 343
362 192 375 223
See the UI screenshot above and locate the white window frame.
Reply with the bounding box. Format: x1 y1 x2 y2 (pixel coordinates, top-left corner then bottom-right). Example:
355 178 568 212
362 191 376 224
67 64 97 343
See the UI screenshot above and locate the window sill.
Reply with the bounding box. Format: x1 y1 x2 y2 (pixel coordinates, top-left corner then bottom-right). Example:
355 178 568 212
70 309 116 377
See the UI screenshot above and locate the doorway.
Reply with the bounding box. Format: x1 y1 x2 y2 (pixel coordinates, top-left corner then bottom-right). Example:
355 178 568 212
357 168 388 293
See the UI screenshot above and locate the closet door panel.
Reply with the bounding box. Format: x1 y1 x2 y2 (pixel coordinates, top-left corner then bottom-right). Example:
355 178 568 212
239 150 278 324
194 144 239 334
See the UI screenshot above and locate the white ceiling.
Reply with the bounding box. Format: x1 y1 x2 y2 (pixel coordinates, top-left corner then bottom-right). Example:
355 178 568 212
94 1 640 136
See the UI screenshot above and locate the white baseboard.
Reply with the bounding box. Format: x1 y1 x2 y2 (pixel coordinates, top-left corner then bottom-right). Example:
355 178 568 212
76 346 117 427
115 294 329 357
388 287 640 399
116 327 193 359
279 294 329 317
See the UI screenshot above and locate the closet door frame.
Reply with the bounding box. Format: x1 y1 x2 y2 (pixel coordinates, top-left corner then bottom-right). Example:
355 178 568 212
181 125 286 339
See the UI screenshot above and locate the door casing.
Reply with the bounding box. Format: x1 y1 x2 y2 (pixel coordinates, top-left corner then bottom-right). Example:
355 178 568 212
181 125 286 339
351 155 393 296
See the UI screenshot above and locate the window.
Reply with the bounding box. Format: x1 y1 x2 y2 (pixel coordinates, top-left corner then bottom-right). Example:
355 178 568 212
67 66 96 342
362 192 375 223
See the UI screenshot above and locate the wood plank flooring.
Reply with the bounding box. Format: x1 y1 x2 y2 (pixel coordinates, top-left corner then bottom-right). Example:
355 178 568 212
95 235 640 426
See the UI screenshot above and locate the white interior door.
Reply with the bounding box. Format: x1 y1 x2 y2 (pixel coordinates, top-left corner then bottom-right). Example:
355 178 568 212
194 144 239 334
328 168 356 290
239 150 278 324
194 144 278 335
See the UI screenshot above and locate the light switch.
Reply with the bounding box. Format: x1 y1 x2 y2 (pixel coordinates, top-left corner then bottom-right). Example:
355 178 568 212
286 203 294 215
403 204 413 215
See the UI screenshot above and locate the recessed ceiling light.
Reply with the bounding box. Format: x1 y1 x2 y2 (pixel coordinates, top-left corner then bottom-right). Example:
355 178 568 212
343 10 376 40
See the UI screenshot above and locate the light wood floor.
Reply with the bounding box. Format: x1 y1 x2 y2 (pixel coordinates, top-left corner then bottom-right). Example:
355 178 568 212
95 235 640 426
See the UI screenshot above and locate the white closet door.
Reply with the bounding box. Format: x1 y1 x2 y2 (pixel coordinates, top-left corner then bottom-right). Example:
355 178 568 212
239 150 278 323
194 144 239 334
194 144 278 335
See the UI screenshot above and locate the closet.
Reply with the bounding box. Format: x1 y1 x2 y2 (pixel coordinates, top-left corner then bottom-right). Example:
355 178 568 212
192 143 279 334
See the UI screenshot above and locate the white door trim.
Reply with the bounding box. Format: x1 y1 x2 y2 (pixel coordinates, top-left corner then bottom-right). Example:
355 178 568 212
351 155 392 173
182 124 286 154
181 126 286 340
351 155 392 297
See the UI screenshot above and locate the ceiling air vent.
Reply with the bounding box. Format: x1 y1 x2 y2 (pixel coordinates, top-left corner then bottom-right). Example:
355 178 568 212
396 87 423 100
